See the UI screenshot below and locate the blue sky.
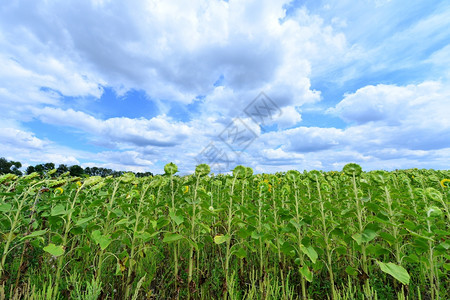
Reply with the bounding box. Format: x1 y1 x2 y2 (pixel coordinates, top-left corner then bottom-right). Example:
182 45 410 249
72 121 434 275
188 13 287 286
0 0 449 174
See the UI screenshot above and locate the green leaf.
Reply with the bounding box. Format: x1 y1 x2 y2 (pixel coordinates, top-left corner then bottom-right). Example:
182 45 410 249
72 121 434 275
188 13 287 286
300 244 318 264
169 211 184 226
231 246 247 259
379 232 396 245
43 243 65 257
426 206 443 218
135 231 158 242
404 254 419 264
251 231 263 240
289 219 304 231
114 218 129 226
376 261 410 285
185 238 199 252
281 242 296 257
443 263 450 271
345 266 358 276
0 203 12 212
50 204 66 216
163 233 183 243
21 230 48 241
366 244 389 257
403 220 416 230
299 265 313 282
406 229 434 241
214 234 230 245
198 222 211 233
75 216 95 227
352 229 377 245
237 227 252 239
92 230 112 251
425 188 442 202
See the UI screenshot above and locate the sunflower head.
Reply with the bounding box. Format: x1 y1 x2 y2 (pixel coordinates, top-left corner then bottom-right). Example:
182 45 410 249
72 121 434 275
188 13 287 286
440 178 450 188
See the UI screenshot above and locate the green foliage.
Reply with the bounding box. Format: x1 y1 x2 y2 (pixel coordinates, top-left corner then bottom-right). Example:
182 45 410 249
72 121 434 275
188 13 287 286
0 164 448 299
376 261 411 285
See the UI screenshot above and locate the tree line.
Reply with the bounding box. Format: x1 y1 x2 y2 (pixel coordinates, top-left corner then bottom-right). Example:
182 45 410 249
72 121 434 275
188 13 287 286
0 157 153 177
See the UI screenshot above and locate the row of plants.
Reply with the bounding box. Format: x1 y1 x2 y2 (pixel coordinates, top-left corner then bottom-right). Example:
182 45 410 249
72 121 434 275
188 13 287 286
0 164 448 299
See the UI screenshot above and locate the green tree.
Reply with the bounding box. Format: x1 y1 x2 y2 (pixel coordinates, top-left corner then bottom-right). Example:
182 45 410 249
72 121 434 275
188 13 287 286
56 164 69 176
26 165 36 175
69 165 84 177
0 157 22 175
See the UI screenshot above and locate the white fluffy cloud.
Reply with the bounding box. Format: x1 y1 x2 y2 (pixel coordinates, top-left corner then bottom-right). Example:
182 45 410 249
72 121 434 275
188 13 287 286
1 1 449 173
246 81 450 171
32 107 193 148
330 81 449 126
0 128 46 149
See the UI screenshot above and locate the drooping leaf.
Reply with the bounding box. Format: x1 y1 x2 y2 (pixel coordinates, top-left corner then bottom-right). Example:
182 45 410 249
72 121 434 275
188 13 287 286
376 261 410 285
20 230 48 241
114 218 129 226
163 233 184 243
92 230 112 251
299 265 313 282
231 246 247 259
300 244 318 264
169 211 184 226
425 188 442 202
281 242 296 257
75 216 95 227
352 229 377 245
426 206 443 218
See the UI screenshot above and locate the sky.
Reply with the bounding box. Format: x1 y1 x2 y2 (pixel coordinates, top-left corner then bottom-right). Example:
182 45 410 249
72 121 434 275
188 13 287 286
1 0 449 175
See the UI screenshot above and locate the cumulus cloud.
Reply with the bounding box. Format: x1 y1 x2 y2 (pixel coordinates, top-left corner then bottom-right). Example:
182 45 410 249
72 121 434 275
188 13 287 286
32 107 192 148
1 1 449 173
329 82 449 126
0 128 47 149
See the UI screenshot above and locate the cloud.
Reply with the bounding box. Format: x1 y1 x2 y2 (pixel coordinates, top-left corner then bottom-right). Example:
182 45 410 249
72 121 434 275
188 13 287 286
283 126 344 152
237 80 450 171
0 0 341 112
0 127 47 149
93 151 154 167
275 106 302 129
32 107 192 148
1 1 449 173
330 81 450 128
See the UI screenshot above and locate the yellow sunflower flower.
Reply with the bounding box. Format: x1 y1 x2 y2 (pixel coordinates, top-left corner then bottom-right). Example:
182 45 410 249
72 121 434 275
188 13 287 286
440 178 450 188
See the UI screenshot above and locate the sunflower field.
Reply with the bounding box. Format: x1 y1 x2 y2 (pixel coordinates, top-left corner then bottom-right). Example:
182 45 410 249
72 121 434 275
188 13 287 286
0 163 448 299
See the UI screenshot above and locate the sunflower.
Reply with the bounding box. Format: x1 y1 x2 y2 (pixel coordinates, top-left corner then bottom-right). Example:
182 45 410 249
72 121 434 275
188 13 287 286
440 178 450 188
